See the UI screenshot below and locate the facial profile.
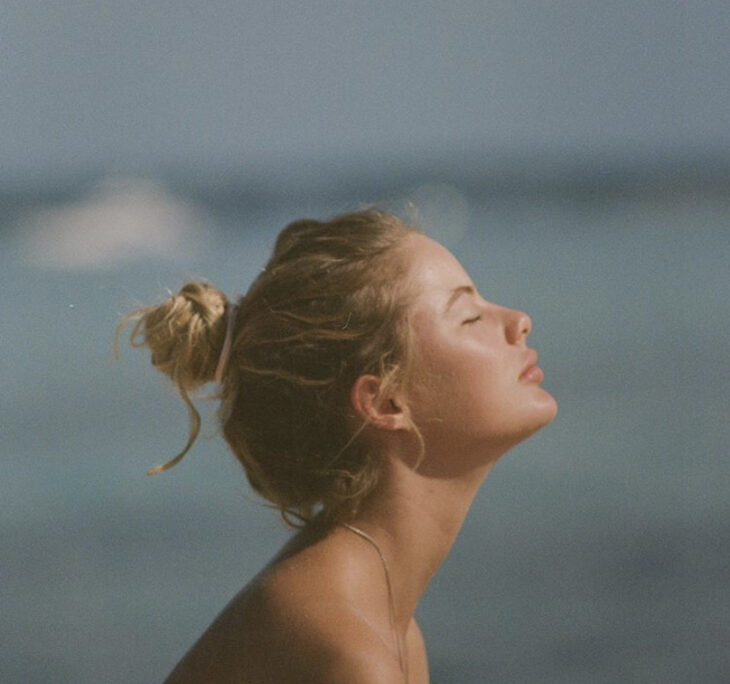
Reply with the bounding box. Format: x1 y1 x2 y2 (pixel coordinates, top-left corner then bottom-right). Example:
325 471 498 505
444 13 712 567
396 234 558 473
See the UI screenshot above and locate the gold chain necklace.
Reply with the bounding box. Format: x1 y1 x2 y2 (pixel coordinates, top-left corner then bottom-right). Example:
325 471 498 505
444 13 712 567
341 522 408 682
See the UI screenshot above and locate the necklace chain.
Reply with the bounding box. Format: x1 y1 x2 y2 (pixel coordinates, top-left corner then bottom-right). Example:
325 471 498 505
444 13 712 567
341 523 408 681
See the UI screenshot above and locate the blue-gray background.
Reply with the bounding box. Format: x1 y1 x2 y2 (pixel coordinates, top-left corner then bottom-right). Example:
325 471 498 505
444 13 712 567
2 2 728 682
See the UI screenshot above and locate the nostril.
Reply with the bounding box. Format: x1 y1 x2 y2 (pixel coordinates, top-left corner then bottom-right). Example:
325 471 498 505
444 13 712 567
504 308 532 343
521 313 532 337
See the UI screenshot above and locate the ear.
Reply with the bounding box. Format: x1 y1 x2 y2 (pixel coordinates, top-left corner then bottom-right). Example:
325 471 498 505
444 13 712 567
350 374 409 432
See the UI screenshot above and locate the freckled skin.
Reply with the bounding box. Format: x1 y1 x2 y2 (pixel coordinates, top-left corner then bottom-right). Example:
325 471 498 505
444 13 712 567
404 234 558 475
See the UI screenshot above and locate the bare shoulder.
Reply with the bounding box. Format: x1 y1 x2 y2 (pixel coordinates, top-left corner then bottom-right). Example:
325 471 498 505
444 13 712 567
311 615 428 683
318 644 406 683
165 572 403 683
261 576 406 682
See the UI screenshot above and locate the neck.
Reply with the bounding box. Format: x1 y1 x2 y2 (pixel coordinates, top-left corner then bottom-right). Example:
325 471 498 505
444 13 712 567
347 445 496 628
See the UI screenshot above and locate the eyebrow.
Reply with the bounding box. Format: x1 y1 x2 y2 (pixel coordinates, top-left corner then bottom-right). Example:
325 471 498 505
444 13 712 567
444 285 476 313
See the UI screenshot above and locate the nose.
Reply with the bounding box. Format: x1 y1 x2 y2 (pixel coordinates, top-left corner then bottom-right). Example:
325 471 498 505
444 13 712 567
505 308 531 344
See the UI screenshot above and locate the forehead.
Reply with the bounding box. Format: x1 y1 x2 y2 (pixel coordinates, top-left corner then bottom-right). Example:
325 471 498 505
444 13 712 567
401 234 472 299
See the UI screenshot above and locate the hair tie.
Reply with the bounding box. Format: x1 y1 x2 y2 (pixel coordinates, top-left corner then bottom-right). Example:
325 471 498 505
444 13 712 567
214 303 238 384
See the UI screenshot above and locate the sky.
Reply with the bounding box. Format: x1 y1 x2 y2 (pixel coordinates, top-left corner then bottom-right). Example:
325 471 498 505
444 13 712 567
3 0 728 183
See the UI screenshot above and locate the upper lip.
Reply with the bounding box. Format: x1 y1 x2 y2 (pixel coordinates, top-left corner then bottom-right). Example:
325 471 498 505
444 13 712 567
519 349 539 379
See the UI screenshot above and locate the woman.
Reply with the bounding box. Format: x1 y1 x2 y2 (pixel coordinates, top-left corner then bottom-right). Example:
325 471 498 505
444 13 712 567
117 209 557 683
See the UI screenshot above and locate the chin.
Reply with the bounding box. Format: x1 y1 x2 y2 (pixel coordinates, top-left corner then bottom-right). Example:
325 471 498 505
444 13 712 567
538 390 559 422
527 390 559 432
546 388 559 416
502 392 559 449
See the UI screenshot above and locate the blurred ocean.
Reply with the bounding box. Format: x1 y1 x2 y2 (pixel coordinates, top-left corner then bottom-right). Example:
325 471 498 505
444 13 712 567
1 171 728 683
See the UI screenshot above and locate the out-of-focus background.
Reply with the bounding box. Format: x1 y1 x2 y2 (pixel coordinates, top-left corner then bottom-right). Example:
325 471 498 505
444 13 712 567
2 2 728 682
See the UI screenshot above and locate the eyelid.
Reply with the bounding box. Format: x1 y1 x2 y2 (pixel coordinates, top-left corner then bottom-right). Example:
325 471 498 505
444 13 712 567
462 315 482 325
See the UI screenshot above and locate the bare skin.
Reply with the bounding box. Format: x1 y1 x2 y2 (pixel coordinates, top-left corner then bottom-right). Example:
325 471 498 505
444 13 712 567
165 235 558 683
166 521 428 684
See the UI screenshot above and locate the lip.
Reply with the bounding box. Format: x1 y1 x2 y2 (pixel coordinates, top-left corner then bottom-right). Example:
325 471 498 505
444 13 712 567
519 349 540 381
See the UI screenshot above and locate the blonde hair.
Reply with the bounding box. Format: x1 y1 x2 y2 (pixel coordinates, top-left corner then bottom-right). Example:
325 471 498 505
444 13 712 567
116 209 424 526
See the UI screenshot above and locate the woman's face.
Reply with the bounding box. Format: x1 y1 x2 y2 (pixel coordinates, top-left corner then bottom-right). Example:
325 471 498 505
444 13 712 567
401 234 558 466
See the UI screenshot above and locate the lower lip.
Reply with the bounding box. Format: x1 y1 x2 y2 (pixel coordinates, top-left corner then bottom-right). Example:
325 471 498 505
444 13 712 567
521 366 544 383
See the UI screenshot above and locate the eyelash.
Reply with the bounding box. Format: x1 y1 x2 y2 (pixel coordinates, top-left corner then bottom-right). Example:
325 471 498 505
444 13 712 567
463 316 482 325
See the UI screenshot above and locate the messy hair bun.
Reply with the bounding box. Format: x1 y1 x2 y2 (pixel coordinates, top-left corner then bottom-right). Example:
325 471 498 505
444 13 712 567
115 282 231 473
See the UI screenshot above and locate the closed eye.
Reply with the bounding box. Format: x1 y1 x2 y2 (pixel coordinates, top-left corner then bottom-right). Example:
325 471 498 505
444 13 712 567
462 315 481 325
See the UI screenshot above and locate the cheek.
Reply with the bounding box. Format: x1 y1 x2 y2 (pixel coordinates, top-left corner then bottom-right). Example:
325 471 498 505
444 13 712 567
411 345 507 422
450 357 513 423
412 339 552 433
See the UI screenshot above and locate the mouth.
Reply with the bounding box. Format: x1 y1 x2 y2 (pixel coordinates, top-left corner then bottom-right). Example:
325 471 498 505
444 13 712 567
519 349 543 382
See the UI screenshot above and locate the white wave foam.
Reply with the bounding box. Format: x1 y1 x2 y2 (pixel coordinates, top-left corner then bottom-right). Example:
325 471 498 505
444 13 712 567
19 176 210 270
